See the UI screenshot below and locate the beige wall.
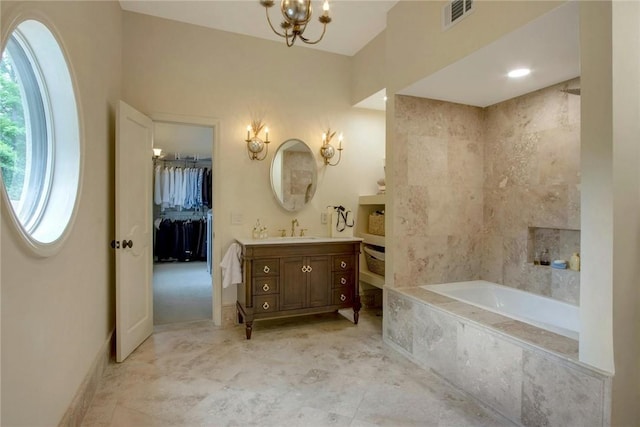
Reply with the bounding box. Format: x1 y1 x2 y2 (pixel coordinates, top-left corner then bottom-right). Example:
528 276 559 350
579 1 640 424
121 12 386 306
392 95 484 287
0 1 121 425
610 1 640 422
351 30 385 105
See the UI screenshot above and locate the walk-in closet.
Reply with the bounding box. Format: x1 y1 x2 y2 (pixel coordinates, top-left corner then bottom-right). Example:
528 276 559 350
152 122 214 325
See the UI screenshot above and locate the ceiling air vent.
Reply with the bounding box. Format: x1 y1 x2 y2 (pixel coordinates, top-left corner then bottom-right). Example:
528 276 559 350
443 0 474 30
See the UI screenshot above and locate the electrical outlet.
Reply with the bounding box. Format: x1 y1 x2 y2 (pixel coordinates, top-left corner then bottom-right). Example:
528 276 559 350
320 212 328 224
231 212 244 225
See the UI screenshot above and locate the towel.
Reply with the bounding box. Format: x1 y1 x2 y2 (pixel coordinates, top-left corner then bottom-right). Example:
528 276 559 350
220 242 243 288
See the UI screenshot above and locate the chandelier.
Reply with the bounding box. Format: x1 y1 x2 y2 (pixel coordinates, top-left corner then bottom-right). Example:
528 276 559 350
259 0 332 47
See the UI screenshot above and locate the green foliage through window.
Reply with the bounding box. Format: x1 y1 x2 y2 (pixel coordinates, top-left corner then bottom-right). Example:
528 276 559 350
0 48 26 201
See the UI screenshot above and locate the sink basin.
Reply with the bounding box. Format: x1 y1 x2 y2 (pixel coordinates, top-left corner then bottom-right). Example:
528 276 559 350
274 236 317 240
264 236 318 244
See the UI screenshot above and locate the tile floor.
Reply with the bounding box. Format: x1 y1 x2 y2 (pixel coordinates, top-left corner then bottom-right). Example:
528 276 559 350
81 309 514 426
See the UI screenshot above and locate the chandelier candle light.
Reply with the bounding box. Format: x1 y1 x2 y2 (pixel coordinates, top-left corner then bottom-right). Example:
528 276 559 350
320 129 343 166
245 119 270 161
259 0 332 47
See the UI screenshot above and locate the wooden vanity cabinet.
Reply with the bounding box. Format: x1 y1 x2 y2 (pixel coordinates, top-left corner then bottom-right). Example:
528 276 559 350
236 240 361 339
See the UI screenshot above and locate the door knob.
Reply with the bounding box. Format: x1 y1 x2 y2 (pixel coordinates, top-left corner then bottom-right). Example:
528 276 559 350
122 240 133 249
110 240 120 249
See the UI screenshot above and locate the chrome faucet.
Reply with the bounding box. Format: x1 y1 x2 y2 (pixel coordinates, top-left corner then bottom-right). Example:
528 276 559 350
291 218 299 237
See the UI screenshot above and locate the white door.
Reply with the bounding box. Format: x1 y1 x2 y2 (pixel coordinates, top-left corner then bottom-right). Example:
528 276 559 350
115 101 154 362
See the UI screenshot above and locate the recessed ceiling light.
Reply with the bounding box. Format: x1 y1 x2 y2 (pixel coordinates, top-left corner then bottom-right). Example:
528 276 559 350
508 68 531 78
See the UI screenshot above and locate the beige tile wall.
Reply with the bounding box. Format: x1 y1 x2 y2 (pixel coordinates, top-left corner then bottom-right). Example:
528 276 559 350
393 96 485 287
393 79 581 301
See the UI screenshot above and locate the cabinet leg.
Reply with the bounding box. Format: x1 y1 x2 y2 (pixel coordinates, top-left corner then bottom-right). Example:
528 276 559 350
245 322 253 340
237 310 244 325
353 295 362 325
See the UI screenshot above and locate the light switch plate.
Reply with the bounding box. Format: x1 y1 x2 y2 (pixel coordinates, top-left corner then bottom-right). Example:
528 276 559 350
231 212 244 225
320 212 328 224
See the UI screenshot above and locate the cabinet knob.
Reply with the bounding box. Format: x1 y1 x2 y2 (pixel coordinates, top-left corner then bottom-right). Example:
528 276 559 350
262 302 270 310
301 265 312 273
340 294 347 302
262 283 270 292
308 265 313 273
263 265 270 274
340 261 347 269
340 277 347 285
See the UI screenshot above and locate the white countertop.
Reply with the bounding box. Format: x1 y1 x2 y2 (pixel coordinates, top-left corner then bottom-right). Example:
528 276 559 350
236 236 363 246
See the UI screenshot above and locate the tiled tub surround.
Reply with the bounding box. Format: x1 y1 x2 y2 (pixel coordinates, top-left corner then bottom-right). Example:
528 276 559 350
393 78 582 302
385 287 612 426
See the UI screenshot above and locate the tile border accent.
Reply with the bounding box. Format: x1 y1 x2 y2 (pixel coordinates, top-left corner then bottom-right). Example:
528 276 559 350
59 330 114 427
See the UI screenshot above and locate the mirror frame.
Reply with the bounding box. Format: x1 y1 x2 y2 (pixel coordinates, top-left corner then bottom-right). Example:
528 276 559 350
270 138 317 212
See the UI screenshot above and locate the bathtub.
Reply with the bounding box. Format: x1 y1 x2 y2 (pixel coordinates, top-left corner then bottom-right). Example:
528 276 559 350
421 280 579 340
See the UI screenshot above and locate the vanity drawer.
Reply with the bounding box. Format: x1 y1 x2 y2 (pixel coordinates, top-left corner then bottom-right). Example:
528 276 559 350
333 255 355 272
333 271 354 288
332 288 354 306
253 259 279 277
254 295 278 313
253 277 279 295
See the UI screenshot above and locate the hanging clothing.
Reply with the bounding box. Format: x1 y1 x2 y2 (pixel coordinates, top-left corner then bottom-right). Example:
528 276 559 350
154 164 208 211
154 165 162 205
154 218 208 262
161 167 170 208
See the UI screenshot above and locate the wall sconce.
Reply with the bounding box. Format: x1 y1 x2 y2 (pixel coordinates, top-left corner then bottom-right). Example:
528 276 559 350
320 129 343 166
245 119 270 161
152 148 163 159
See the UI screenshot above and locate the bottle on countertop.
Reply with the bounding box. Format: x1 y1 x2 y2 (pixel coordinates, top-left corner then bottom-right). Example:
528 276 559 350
540 248 550 266
252 219 261 239
570 252 580 271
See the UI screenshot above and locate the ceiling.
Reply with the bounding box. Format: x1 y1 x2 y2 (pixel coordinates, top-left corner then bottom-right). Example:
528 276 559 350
119 0 398 57
120 1 580 110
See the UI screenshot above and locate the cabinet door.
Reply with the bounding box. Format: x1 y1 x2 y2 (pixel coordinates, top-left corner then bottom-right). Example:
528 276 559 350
307 256 331 308
280 257 306 311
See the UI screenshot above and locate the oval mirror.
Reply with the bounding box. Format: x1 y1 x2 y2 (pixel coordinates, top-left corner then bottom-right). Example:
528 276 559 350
270 139 317 212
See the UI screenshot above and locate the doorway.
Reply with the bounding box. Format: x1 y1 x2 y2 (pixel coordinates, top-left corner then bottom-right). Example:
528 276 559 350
151 121 215 325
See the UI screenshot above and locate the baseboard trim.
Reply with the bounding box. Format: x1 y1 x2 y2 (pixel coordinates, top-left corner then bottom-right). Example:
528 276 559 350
58 330 114 427
222 303 237 328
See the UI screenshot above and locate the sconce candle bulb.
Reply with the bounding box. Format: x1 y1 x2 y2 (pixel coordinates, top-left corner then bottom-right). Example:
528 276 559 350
320 128 343 166
245 119 270 161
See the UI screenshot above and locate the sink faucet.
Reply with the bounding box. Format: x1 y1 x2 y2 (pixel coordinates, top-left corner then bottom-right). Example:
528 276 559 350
291 218 299 237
